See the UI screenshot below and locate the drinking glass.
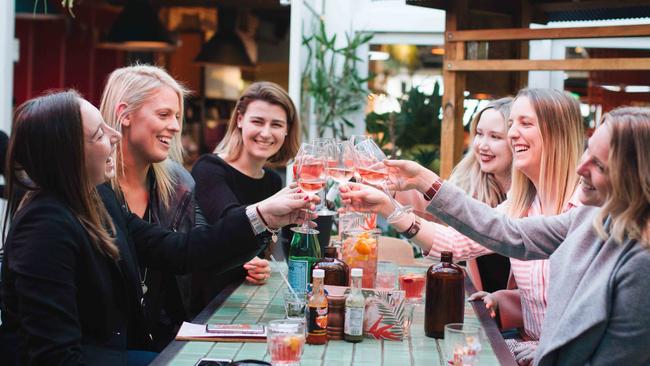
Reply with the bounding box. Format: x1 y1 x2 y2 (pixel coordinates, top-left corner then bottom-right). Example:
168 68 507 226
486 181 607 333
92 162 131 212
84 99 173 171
311 138 338 216
376 260 398 290
292 143 326 234
329 141 355 186
398 267 426 304
353 139 411 222
266 319 306 366
443 323 482 366
283 290 307 321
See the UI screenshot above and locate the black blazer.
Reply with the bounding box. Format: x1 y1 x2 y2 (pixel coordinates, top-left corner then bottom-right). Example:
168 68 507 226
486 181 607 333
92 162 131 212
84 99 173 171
0 185 262 365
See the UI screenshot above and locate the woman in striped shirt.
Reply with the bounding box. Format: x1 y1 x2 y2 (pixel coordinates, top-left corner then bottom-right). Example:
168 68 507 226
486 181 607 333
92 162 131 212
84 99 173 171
346 88 584 364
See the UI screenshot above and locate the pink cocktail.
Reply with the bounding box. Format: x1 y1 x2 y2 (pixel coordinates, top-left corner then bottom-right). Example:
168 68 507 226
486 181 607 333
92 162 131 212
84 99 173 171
399 274 426 302
267 319 305 366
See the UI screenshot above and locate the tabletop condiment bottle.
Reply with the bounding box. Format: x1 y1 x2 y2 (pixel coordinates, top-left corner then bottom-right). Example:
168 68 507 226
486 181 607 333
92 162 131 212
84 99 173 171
307 269 328 345
344 268 365 343
424 251 464 338
313 246 350 286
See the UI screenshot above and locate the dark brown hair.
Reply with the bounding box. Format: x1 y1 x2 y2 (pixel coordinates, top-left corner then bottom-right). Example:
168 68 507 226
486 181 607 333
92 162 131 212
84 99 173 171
4 90 118 259
214 81 301 166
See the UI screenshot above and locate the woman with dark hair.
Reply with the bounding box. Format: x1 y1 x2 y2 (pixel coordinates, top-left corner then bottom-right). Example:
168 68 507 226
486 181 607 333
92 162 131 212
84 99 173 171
191 81 301 310
342 107 650 365
0 90 313 365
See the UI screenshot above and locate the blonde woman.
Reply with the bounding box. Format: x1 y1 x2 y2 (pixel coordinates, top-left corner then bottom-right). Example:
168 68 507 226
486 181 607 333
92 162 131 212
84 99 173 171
191 81 301 310
348 107 650 366
397 97 513 292
343 88 584 363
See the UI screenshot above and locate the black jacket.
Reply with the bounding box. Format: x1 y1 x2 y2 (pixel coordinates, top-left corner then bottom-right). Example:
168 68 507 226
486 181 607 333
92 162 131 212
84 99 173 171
0 184 261 365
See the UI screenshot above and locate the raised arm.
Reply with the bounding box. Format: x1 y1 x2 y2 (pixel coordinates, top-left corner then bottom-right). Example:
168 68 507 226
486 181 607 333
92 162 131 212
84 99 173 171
427 182 571 260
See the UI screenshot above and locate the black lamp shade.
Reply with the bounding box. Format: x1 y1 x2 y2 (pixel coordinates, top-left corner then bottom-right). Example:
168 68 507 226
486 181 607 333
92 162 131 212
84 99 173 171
195 8 256 68
99 1 176 52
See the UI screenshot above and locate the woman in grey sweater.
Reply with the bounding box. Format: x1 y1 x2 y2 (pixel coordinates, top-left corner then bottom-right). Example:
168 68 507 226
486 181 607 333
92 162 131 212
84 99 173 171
342 106 650 366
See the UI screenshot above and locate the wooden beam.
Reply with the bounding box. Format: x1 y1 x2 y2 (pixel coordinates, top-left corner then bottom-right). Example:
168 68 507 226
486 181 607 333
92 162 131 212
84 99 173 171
440 0 467 179
446 58 650 71
447 24 650 42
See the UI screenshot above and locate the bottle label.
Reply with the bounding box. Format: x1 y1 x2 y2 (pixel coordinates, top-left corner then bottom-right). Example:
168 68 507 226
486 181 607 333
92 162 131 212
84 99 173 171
307 306 328 336
288 259 309 292
344 307 364 336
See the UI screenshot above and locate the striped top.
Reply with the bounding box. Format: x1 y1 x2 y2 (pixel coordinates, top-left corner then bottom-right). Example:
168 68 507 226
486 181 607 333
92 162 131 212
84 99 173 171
417 191 581 340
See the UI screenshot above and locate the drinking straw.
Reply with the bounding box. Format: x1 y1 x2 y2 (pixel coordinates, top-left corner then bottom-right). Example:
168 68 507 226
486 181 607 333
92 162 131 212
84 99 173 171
270 254 300 301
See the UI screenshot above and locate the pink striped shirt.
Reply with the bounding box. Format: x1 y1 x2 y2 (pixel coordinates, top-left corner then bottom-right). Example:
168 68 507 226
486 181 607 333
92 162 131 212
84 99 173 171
415 191 581 340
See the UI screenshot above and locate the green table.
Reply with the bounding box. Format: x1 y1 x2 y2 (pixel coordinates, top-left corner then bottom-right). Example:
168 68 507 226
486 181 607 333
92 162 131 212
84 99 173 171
151 263 516 366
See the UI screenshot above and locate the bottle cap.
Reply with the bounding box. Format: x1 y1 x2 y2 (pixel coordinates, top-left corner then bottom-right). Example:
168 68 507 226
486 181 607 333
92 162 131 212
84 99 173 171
313 269 325 278
351 268 363 277
441 251 453 262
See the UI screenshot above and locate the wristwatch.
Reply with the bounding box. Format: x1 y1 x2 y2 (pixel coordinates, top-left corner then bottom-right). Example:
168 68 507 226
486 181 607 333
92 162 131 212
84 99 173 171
245 205 267 235
423 178 444 201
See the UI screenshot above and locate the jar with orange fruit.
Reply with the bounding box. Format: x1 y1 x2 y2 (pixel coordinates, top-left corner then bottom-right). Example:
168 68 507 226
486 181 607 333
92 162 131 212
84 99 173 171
341 229 379 288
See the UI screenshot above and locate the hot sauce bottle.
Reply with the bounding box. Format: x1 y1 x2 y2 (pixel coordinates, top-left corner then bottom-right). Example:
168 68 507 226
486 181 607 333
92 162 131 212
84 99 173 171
306 269 328 345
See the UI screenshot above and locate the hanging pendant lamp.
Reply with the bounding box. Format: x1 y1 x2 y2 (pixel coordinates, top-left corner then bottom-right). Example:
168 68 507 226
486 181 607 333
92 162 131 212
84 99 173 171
195 8 256 69
98 0 176 52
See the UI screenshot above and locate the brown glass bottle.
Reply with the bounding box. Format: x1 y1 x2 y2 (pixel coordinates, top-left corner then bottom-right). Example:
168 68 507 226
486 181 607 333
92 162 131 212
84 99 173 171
424 251 465 338
313 246 350 286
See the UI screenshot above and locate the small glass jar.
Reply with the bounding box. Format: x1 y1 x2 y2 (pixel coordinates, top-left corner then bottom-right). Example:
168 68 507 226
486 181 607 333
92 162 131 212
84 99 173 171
341 229 379 288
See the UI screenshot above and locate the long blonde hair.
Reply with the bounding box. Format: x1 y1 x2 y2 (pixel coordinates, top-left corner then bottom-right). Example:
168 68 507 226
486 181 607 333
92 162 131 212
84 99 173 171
99 65 189 208
506 88 584 218
594 107 650 247
215 81 300 166
449 97 513 208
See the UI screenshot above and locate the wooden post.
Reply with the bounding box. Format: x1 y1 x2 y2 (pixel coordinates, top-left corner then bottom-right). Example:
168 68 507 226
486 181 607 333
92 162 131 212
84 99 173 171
515 0 531 90
440 0 467 178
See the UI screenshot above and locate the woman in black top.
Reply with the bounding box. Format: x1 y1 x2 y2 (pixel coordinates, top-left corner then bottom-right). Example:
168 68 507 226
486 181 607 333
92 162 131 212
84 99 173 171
192 82 301 310
0 91 313 365
99 65 206 349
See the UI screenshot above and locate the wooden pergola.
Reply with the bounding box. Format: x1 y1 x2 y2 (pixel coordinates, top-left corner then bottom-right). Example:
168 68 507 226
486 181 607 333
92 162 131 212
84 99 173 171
406 0 650 178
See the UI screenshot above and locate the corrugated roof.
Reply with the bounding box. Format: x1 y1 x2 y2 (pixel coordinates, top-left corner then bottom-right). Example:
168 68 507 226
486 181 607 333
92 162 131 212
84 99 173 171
547 6 650 22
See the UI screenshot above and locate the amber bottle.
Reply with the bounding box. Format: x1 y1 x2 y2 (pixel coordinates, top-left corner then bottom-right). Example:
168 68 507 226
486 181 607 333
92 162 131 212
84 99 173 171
313 246 350 286
424 251 464 338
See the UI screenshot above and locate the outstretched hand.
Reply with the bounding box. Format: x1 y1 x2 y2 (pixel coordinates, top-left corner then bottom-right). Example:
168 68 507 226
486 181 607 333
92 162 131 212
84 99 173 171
256 185 319 228
384 159 439 193
339 183 394 217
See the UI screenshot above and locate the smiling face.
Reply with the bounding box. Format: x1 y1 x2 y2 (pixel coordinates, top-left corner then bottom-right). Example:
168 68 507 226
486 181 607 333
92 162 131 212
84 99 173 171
508 96 544 183
121 86 181 164
238 100 288 162
473 108 512 178
80 99 121 184
576 124 611 206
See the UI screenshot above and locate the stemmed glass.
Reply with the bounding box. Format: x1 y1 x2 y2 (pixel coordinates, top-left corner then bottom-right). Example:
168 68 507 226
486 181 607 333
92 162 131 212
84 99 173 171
353 139 412 222
292 143 326 234
311 137 337 216
329 141 355 185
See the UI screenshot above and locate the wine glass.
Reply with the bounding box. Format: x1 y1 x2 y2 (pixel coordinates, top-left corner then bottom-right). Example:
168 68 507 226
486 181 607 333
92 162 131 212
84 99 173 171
311 138 337 216
353 139 412 222
292 143 326 234
329 141 355 185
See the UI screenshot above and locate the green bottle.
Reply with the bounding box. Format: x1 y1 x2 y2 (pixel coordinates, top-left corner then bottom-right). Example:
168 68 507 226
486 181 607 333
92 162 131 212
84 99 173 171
287 231 321 292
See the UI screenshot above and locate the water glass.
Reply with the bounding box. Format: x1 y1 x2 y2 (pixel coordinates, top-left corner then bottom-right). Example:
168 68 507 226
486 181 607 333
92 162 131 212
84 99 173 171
266 319 306 366
398 267 426 303
283 290 307 321
376 261 398 290
443 323 482 366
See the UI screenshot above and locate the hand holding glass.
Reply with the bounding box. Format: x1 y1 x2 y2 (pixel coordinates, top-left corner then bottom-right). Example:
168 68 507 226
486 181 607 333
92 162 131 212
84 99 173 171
353 139 411 222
